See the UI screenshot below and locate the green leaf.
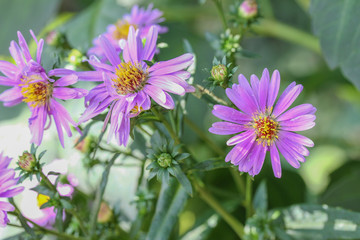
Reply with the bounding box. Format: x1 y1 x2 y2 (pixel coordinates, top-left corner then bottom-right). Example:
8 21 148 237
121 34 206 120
65 0 127 52
89 153 120 236
274 204 360 240
8 198 36 239
146 179 189 240
321 161 360 211
31 185 55 198
253 180 268 213
2 232 31 240
60 199 73 209
37 150 47 160
190 159 232 172
171 165 193 196
310 0 360 89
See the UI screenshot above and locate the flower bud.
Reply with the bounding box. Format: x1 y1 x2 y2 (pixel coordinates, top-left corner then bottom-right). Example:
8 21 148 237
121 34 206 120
45 31 61 46
97 202 113 223
18 151 36 171
239 0 258 19
67 49 85 66
157 153 173 168
75 137 91 153
211 64 228 82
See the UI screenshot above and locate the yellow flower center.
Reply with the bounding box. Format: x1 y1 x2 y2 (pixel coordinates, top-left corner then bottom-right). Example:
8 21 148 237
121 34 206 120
252 114 279 146
20 78 52 108
37 194 50 207
112 20 137 40
112 62 148 95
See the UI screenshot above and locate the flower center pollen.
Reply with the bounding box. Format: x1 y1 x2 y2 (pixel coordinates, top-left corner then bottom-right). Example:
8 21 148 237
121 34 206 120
20 78 52 108
112 20 137 40
112 62 148 95
252 115 279 146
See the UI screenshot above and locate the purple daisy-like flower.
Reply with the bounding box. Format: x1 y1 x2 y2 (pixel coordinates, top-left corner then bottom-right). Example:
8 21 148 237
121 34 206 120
88 4 168 60
209 69 316 178
0 31 88 147
0 152 24 227
77 26 194 146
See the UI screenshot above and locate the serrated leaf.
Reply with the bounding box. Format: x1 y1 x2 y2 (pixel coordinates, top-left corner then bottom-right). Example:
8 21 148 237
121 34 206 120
310 0 360 89
274 204 360 240
146 179 189 240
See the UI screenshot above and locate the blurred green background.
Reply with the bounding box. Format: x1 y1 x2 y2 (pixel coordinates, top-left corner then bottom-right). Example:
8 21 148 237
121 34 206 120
0 0 360 239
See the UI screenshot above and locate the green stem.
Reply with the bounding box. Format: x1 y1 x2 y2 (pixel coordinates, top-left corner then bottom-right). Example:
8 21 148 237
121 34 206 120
230 168 246 194
213 0 228 29
40 170 89 236
151 108 180 144
250 18 321 54
245 175 254 218
194 181 244 238
184 116 224 156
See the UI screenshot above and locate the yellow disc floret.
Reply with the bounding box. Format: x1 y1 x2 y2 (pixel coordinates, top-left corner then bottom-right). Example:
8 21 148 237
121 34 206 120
112 20 137 40
252 114 279 146
21 79 52 108
112 62 148 95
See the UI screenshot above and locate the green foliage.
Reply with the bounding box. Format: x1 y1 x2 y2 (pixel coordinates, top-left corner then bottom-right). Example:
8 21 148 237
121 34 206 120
65 0 127 51
310 0 360 89
146 179 189 240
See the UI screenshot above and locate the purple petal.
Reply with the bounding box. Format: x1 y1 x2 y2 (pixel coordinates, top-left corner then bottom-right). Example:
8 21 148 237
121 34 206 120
270 144 281 178
275 140 301 168
0 201 15 212
149 53 194 75
54 74 78 87
267 70 280 108
76 71 103 81
148 78 185 95
0 60 18 78
238 142 262 173
279 131 314 147
0 87 22 102
226 135 255 165
88 55 115 72
123 26 143 64
252 144 267 175
277 104 317 122
53 87 88 100
225 87 257 115
37 39 44 63
29 106 47 146
142 26 158 61
99 35 121 67
209 122 246 135
0 76 18 86
258 68 270 112
226 130 255 146
0 186 24 198
9 41 25 67
212 105 252 124
17 31 32 62
143 84 166 104
48 68 76 77
280 114 316 131
272 83 303 117
250 74 260 103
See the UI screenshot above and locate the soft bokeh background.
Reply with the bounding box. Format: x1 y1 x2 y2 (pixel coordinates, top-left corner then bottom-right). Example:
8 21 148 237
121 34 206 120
0 0 360 239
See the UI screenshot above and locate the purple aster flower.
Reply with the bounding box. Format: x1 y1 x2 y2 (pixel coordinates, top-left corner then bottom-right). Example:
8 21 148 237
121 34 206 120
77 26 194 146
88 4 168 60
209 69 316 178
0 31 88 147
0 152 24 227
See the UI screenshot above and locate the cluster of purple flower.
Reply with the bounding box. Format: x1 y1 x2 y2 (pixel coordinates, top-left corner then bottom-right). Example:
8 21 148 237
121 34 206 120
0 2 316 229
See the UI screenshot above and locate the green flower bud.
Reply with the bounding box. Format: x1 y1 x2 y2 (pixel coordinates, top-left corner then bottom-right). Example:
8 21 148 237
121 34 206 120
97 202 113 223
67 49 85 66
211 64 228 82
157 153 173 168
18 151 36 171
